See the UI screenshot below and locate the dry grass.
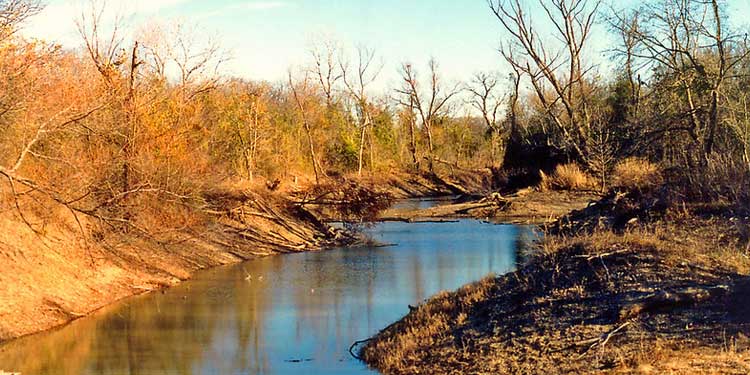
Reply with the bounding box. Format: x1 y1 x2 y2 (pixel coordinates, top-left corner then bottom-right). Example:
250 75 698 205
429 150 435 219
540 163 596 192
361 274 497 372
622 335 750 374
362 214 750 374
611 158 662 191
539 211 750 273
681 153 750 214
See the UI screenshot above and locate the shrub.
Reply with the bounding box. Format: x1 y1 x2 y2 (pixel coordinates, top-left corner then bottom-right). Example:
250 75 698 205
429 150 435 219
611 158 662 192
681 153 750 214
539 163 595 191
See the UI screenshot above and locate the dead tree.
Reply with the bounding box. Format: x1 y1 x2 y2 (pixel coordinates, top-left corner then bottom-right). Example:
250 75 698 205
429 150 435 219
609 0 750 158
77 2 141 200
309 39 342 110
489 0 601 162
395 59 460 172
340 46 383 176
467 71 506 166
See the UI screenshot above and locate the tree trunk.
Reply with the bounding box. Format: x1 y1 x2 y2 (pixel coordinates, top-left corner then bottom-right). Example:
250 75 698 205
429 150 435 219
303 120 320 184
425 122 434 172
357 124 366 177
407 114 419 170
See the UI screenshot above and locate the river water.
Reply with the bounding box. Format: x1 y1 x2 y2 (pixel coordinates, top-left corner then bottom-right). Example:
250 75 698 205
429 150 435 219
0 215 534 374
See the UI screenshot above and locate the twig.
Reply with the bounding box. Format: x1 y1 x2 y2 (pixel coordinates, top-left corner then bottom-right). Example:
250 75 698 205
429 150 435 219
572 249 631 260
575 321 632 360
349 338 374 360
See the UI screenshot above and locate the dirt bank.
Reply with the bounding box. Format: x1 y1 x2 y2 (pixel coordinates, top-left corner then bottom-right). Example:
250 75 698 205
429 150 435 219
0 187 357 343
361 210 750 374
0 171 488 344
380 188 599 224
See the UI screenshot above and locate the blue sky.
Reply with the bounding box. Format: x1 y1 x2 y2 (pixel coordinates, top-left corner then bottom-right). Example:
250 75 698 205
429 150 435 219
22 0 750 96
25 0 512 92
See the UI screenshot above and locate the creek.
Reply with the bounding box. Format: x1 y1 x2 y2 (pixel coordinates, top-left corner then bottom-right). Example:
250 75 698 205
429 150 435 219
0 201 535 374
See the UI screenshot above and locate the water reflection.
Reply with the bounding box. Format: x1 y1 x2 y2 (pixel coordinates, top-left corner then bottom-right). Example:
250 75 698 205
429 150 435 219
0 220 533 374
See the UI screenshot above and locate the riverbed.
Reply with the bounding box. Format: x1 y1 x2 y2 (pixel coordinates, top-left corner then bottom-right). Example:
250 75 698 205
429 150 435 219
0 219 534 374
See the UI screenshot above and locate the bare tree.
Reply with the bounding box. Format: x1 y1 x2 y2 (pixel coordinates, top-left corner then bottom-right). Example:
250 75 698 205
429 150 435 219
340 45 383 176
76 1 141 198
610 0 750 158
76 1 126 90
467 71 506 166
168 22 227 102
0 0 42 43
395 59 460 172
241 86 266 181
309 39 342 109
489 0 601 161
608 9 642 114
288 68 324 184
0 1 51 123
726 90 750 169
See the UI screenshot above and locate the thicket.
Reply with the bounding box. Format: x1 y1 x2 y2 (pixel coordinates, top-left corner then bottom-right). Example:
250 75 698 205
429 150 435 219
490 0 750 214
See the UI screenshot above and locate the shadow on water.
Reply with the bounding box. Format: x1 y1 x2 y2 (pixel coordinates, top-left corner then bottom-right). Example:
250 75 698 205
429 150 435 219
0 220 535 375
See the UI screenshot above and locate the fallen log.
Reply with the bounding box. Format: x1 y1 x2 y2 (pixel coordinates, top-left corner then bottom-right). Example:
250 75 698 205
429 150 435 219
619 285 730 321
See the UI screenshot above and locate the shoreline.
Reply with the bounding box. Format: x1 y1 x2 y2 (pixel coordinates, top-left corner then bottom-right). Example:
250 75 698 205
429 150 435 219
378 189 599 224
0 172 476 345
0 192 350 344
360 196 750 374
0 170 602 355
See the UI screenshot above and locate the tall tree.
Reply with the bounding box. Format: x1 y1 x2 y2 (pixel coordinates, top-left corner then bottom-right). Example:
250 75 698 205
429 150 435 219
395 59 460 172
467 71 506 166
340 46 382 176
288 69 324 184
610 0 750 159
489 0 601 162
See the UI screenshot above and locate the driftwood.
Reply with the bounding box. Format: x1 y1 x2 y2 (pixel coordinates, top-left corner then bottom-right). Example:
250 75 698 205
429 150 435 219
428 172 471 196
572 249 631 261
618 285 730 321
349 309 408 360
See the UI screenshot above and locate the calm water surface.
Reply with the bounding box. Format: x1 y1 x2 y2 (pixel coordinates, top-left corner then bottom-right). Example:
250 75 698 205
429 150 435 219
0 219 534 375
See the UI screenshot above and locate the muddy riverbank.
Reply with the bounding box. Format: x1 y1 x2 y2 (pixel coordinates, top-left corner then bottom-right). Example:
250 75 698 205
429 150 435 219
361 197 750 374
379 189 598 224
0 189 351 343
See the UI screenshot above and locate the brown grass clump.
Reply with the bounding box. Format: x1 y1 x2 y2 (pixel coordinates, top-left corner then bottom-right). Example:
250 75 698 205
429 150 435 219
611 158 662 191
539 163 595 191
360 274 497 373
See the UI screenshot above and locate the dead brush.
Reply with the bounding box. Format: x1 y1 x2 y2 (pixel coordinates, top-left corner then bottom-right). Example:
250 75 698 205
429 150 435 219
539 163 596 192
611 158 662 192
